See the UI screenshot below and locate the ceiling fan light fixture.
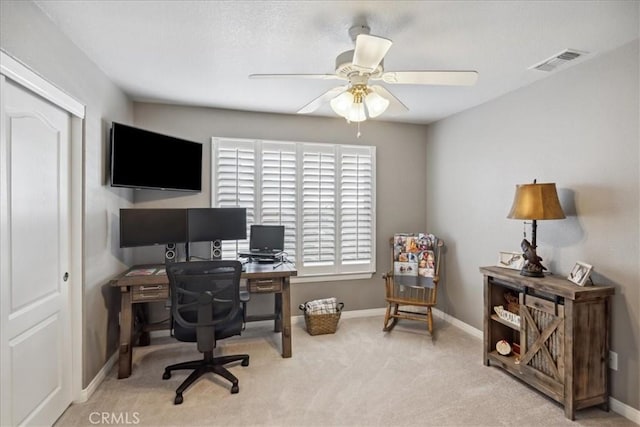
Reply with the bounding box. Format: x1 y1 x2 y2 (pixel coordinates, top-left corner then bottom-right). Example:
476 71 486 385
330 84 388 122
346 102 366 122
329 91 354 118
364 90 389 118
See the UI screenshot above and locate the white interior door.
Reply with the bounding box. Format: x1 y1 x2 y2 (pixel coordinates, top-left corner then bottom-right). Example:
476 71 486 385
0 77 73 426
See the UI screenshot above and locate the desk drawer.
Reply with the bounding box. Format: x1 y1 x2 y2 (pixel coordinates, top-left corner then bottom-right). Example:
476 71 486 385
248 278 282 293
132 284 169 301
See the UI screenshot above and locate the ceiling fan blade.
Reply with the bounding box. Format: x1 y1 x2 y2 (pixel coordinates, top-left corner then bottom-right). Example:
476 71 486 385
249 73 345 80
352 34 393 72
297 85 348 114
380 71 479 86
370 85 408 116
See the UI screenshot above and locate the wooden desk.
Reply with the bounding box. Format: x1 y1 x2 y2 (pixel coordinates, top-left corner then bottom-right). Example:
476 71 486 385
111 262 297 379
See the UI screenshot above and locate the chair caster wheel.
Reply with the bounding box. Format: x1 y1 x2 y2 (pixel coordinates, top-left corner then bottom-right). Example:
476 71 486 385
174 394 183 405
162 371 171 380
241 358 249 367
231 384 239 394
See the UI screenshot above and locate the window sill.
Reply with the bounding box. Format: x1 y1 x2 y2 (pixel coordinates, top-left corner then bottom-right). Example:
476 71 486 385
291 272 374 284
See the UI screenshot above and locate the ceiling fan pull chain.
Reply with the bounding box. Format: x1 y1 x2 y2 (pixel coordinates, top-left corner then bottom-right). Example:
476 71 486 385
357 121 362 138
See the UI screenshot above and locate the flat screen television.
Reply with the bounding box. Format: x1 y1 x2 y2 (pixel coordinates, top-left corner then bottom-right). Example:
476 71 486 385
110 122 202 192
119 208 188 247
187 208 247 242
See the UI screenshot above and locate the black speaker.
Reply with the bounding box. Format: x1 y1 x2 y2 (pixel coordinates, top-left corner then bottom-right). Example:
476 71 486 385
211 240 222 260
165 243 177 263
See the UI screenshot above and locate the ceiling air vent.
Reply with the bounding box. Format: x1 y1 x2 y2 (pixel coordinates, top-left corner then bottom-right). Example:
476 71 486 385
530 49 586 72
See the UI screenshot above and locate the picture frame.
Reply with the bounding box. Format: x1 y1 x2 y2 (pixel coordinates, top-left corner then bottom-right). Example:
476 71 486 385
568 261 593 286
497 251 525 270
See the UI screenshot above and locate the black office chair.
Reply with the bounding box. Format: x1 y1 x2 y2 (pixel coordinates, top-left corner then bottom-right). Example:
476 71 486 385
162 261 249 404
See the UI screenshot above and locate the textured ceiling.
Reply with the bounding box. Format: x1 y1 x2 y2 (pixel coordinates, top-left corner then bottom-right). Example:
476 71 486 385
35 1 639 124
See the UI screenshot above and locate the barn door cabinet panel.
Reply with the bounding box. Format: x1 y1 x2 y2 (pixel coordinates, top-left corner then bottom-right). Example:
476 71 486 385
480 266 614 420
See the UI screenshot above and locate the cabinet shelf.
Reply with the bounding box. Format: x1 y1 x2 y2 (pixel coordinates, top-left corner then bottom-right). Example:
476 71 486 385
490 313 519 330
487 350 519 367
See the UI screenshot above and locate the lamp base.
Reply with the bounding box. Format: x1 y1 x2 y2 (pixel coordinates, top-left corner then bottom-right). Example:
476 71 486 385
519 268 544 278
520 238 547 278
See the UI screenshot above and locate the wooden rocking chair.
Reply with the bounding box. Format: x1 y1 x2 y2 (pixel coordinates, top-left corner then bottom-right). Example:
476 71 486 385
383 235 444 334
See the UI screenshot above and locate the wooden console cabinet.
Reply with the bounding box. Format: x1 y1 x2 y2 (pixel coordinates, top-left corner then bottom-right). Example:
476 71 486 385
480 266 614 420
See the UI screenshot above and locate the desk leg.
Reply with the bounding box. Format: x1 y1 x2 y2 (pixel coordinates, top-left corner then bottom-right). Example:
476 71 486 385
274 292 282 333
117 287 134 379
135 303 151 346
281 276 292 358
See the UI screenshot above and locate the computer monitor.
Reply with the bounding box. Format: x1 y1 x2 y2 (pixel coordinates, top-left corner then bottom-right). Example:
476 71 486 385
187 208 247 242
119 208 188 247
249 225 285 252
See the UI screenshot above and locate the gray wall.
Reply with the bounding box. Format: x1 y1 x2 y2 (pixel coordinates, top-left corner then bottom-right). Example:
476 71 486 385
425 40 639 410
130 103 429 316
0 1 134 387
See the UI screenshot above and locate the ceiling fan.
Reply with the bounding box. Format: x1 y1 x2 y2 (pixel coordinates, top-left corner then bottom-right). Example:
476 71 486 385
249 25 478 123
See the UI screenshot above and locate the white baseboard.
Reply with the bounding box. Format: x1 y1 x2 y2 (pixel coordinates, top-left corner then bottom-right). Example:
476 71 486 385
432 307 483 339
85 308 638 423
150 329 171 338
75 351 118 403
610 397 640 424
341 307 387 319
336 306 483 339
294 307 387 323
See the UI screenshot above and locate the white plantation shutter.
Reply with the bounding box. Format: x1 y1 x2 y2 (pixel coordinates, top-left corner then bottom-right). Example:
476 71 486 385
213 138 255 258
212 137 375 278
261 142 297 261
340 147 373 265
302 145 336 267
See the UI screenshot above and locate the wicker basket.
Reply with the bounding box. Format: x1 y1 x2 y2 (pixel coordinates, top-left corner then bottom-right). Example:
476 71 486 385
300 302 344 335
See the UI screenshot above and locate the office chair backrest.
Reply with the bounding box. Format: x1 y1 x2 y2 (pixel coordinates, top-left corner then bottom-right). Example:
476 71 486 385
166 260 243 352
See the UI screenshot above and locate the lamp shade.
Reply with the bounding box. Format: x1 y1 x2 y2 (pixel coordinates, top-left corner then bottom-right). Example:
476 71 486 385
364 90 390 118
507 182 566 220
347 102 366 122
329 91 354 118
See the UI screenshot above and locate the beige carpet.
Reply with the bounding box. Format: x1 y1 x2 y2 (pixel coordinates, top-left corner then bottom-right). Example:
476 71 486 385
55 315 635 426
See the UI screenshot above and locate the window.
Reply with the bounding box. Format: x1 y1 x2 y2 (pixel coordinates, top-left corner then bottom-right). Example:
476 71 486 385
212 137 376 279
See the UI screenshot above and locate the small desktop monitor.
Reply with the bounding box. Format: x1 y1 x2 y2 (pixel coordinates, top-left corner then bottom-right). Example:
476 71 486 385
119 208 188 247
249 225 285 252
187 208 247 242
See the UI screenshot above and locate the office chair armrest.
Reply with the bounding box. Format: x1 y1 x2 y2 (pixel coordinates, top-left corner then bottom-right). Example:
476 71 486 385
239 290 250 303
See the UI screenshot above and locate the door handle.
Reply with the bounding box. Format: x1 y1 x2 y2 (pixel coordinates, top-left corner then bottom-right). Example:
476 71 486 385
63 272 69 281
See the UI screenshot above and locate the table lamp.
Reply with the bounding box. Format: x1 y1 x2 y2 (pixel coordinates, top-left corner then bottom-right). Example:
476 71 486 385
507 179 565 277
